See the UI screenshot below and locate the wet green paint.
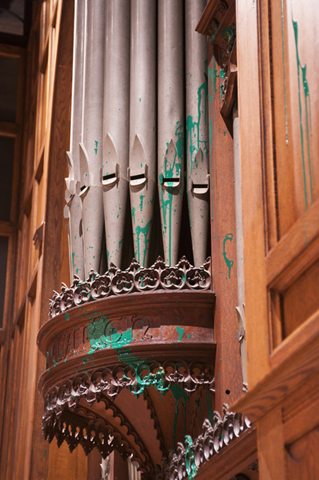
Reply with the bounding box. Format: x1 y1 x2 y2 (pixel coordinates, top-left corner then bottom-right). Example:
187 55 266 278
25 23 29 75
171 384 189 448
136 220 151 266
206 391 215 426
159 122 184 265
184 436 198 480
139 195 145 212
292 15 313 210
132 207 136 225
223 233 234 278
72 252 75 268
176 326 184 342
186 79 208 228
94 141 98 155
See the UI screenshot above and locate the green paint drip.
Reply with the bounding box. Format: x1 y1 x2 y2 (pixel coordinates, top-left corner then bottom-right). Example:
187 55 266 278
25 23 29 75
171 384 189 448
136 220 151 266
65 312 70 322
72 252 75 268
206 391 215 426
223 233 234 278
184 436 198 479
94 140 98 155
281 0 288 145
301 64 313 204
176 326 184 342
132 207 136 225
139 195 145 212
292 15 313 210
186 79 208 228
159 122 184 265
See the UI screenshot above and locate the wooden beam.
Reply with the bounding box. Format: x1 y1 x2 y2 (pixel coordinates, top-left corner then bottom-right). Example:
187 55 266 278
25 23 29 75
0 44 22 59
0 122 19 138
0 329 5 345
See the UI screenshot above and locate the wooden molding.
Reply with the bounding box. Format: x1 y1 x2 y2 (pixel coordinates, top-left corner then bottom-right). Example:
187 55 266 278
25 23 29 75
0 328 6 345
0 121 19 138
0 43 22 59
230 311 319 423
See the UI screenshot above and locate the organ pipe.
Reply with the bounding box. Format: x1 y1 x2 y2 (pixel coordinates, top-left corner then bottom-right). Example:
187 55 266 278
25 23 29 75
102 0 130 269
65 0 85 281
79 0 105 277
129 0 156 267
158 0 184 266
185 0 210 267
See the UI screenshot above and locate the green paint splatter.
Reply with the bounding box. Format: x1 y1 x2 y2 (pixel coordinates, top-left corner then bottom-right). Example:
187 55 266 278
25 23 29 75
94 140 98 155
206 391 215 426
136 220 151 266
159 122 184 265
292 14 313 210
223 233 234 278
139 195 145 212
65 312 70 322
171 384 189 448
132 207 136 225
44 449 46 458
72 252 75 268
186 79 208 228
176 326 184 342
184 436 198 479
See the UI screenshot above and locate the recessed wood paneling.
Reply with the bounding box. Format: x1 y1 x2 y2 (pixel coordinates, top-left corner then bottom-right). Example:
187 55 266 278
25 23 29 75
282 258 319 338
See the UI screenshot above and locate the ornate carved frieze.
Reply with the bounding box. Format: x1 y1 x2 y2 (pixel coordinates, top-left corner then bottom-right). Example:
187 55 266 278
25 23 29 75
43 404 155 477
154 404 251 480
42 361 215 424
48 256 211 319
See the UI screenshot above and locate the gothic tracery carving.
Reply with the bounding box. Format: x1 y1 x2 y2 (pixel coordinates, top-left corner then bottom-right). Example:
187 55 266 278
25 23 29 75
48 256 211 319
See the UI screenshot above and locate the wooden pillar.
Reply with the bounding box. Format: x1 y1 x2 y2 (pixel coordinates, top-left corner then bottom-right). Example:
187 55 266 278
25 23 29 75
208 44 243 413
109 451 129 480
87 448 101 480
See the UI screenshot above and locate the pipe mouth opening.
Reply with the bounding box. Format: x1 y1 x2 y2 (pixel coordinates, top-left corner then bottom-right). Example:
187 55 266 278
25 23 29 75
130 173 147 187
79 185 89 197
192 183 209 195
163 177 180 188
102 172 117 186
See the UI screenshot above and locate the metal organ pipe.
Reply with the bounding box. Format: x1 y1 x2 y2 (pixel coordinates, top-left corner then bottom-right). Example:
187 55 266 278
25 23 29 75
79 0 105 277
158 0 184 266
185 0 210 267
129 0 156 267
102 0 130 269
65 0 85 281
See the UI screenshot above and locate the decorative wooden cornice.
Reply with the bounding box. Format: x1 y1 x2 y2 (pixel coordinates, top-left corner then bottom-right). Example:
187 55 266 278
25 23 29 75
42 361 215 420
196 0 237 117
48 256 211 319
154 404 251 480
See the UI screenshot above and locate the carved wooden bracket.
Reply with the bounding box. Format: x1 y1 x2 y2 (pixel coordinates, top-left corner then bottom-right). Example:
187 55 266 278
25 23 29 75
154 404 251 480
196 0 237 117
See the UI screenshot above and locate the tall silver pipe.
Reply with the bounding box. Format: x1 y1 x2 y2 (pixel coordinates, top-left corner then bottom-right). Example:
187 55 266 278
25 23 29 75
102 0 130 269
79 0 105 277
129 0 156 267
65 0 85 281
233 106 247 387
185 0 210 267
158 0 184 266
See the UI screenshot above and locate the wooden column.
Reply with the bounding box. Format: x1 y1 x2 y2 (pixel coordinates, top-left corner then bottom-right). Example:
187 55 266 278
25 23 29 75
208 44 243 413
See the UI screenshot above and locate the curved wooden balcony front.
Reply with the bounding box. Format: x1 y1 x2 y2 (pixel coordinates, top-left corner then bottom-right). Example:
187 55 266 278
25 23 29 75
37 257 216 477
